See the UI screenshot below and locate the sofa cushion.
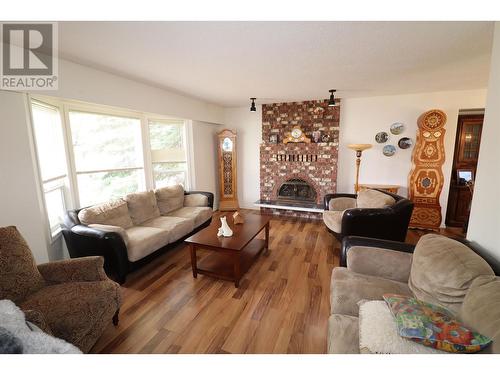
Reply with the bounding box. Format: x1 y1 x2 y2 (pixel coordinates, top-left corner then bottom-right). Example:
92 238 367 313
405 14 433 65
323 210 344 233
155 185 184 215
460 276 500 354
358 300 442 354
184 193 209 207
19 279 120 351
0 226 45 304
88 224 129 246
124 191 160 225
409 234 494 314
140 216 194 243
327 314 360 354
356 189 395 209
125 226 171 262
330 267 411 317
167 206 212 228
328 197 356 211
78 199 133 229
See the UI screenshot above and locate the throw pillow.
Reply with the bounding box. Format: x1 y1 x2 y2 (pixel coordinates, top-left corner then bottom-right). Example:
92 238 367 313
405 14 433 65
383 294 492 353
356 189 395 209
358 300 442 354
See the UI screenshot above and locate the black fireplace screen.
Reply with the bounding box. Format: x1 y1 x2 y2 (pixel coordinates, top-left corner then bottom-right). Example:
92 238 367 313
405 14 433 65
277 178 317 203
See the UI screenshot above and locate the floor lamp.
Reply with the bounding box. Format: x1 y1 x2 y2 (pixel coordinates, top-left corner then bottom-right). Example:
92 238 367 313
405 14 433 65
347 144 372 193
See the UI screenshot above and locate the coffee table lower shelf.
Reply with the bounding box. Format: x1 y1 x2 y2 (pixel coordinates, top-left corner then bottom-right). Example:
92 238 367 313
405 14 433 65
193 238 266 287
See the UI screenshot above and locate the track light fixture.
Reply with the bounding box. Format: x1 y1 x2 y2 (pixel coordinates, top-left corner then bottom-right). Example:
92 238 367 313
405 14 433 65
250 98 257 112
328 89 337 107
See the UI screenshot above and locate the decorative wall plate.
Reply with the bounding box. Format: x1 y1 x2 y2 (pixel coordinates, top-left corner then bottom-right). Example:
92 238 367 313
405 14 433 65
383 145 396 156
375 131 389 143
390 122 405 135
398 137 413 149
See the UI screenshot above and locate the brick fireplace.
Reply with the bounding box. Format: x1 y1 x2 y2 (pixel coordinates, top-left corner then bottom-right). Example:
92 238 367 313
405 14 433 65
258 99 340 219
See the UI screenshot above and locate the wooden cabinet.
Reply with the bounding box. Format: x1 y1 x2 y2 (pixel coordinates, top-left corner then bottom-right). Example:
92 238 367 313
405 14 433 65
445 114 483 228
357 184 400 195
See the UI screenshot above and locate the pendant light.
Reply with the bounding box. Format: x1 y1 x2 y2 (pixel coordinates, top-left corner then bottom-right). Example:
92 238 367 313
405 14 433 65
250 98 257 112
328 89 337 107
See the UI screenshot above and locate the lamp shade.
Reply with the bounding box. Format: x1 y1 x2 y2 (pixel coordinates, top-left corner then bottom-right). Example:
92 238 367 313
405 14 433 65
347 143 372 152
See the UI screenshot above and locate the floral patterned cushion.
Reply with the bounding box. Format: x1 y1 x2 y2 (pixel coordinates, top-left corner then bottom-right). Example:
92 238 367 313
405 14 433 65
383 294 492 353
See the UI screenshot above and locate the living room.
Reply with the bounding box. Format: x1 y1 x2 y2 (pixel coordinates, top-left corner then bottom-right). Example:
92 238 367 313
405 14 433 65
1 1 500 372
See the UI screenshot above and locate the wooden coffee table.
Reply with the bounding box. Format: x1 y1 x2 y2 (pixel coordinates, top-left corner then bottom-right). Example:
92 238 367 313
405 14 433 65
185 212 271 287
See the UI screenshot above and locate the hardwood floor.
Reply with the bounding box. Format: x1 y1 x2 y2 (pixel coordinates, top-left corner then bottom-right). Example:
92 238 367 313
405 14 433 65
91 210 336 354
90 210 464 354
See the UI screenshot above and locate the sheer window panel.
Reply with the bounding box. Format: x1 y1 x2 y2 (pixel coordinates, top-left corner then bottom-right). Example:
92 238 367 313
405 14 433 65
148 119 188 188
31 102 69 236
69 111 144 172
77 169 145 207
152 162 187 189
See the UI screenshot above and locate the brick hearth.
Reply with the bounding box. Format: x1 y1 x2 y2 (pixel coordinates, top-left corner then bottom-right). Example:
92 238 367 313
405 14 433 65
260 99 340 218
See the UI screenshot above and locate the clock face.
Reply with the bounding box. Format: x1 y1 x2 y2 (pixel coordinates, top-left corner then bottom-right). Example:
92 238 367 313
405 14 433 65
291 128 302 139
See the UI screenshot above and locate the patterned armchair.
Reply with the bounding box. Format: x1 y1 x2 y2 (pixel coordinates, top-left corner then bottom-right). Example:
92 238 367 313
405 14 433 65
0 226 122 353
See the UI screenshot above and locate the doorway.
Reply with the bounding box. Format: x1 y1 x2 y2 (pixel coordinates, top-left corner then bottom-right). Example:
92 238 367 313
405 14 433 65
445 111 484 231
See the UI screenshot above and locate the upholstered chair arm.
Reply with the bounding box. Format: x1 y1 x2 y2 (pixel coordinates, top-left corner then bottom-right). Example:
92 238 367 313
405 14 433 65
324 193 357 210
341 236 415 282
37 256 109 284
347 246 413 283
185 191 214 208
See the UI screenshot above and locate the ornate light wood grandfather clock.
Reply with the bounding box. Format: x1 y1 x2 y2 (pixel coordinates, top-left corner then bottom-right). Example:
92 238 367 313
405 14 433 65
408 109 447 229
217 129 239 211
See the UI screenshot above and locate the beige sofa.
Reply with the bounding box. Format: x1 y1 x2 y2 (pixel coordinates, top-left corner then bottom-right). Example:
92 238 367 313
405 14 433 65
328 234 500 354
62 185 213 283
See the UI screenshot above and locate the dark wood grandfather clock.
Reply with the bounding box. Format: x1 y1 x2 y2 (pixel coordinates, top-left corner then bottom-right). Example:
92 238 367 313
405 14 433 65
217 129 239 211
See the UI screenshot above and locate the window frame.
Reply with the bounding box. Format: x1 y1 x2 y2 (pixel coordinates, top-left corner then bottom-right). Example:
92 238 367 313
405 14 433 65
28 94 193 240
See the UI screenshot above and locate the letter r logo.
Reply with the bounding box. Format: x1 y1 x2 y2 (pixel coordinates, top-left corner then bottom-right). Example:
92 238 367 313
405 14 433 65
2 23 53 75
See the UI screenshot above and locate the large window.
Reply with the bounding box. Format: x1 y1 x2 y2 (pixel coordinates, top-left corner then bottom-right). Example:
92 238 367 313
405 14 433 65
31 102 69 235
30 98 192 237
68 111 145 206
148 119 188 188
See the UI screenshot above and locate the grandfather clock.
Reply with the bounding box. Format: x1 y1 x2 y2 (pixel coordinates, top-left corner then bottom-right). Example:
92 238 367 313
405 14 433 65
217 129 239 211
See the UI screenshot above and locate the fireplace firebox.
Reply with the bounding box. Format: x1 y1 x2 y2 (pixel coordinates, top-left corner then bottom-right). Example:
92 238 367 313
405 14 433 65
277 178 317 203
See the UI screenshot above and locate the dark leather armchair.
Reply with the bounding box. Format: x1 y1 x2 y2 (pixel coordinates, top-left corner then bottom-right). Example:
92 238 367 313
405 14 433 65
62 191 214 284
323 189 414 243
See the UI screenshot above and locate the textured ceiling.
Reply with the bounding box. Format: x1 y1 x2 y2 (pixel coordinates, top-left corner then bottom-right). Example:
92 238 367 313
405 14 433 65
58 21 494 107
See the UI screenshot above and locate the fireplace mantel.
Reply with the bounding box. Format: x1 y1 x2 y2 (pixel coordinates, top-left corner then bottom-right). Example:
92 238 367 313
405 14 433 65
259 99 340 218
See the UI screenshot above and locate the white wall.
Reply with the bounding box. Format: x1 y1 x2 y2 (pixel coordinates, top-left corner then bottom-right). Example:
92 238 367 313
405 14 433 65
223 106 262 209
224 91 487 224
190 121 221 208
0 91 49 263
38 58 224 124
468 22 500 263
338 89 487 226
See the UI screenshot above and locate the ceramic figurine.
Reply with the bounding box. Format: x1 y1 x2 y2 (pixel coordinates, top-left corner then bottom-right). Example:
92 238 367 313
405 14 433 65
217 216 233 237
